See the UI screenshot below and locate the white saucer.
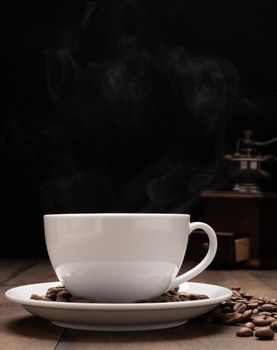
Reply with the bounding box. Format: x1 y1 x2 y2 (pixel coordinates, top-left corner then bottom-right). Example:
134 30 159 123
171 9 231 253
5 281 231 331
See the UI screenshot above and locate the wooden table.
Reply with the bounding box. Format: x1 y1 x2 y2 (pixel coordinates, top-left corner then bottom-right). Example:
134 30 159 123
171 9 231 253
1 259 277 350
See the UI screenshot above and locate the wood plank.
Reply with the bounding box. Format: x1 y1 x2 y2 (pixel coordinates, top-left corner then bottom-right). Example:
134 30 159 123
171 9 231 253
0 287 63 350
0 259 37 285
55 321 277 350
188 265 277 298
250 270 277 290
4 259 57 286
180 261 242 290
229 270 277 298
191 268 242 289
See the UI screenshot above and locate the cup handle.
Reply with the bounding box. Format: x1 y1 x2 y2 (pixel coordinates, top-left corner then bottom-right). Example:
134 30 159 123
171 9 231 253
168 222 217 290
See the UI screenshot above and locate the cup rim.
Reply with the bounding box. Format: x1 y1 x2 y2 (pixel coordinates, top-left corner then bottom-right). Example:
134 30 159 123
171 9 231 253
44 213 190 218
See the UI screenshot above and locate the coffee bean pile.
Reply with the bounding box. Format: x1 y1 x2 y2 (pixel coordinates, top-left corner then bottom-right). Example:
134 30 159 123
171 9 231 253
31 286 92 303
198 286 277 340
30 285 209 303
137 287 209 303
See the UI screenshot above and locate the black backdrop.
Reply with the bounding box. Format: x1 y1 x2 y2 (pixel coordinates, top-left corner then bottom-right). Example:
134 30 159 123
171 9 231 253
1 0 277 257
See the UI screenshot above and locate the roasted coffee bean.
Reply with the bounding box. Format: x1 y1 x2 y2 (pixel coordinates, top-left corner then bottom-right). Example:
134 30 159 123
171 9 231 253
264 298 272 303
236 299 248 303
258 311 272 317
232 289 241 296
178 293 208 301
251 299 264 306
258 297 269 302
266 317 276 325
251 313 267 319
30 294 44 300
70 296 92 303
220 312 244 325
270 321 277 331
234 302 247 314
247 302 259 309
255 327 275 340
236 327 253 337
46 292 57 301
169 296 179 302
222 301 236 308
178 294 190 301
252 308 259 314
242 309 252 321
185 293 198 300
244 322 255 329
243 294 253 300
197 294 209 300
252 318 268 327
168 289 178 295
31 294 51 301
222 307 233 313
46 287 65 297
154 295 171 302
259 304 277 313
231 286 241 291
56 290 72 299
47 286 65 294
56 296 67 302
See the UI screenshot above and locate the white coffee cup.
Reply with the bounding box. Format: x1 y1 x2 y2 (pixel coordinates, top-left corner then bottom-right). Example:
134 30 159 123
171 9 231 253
44 213 217 303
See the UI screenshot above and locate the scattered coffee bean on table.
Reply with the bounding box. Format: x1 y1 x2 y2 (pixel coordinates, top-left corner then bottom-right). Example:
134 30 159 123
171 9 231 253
255 327 275 340
236 327 254 337
196 286 276 341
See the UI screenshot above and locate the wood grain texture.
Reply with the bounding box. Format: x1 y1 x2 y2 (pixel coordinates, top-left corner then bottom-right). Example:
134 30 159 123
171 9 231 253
0 303 63 350
250 270 277 290
230 270 277 298
0 259 62 350
192 268 242 289
0 259 37 285
3 259 57 286
1 260 277 350
55 321 277 350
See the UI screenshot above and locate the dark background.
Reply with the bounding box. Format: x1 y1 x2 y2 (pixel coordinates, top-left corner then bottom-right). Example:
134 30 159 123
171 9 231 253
1 0 277 257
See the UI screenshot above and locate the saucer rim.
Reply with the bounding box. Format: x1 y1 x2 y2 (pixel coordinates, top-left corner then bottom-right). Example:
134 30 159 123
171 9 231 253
5 281 232 311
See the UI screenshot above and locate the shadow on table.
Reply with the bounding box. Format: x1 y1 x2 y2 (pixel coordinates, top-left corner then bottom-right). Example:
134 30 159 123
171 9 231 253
5 316 226 344
5 315 63 339
58 321 226 344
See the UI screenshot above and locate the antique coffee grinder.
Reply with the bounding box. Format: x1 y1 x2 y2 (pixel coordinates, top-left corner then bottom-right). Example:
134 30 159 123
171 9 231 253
224 130 277 193
198 130 277 268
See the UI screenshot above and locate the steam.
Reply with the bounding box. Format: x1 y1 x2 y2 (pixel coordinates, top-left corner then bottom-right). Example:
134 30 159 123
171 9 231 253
39 1 243 213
